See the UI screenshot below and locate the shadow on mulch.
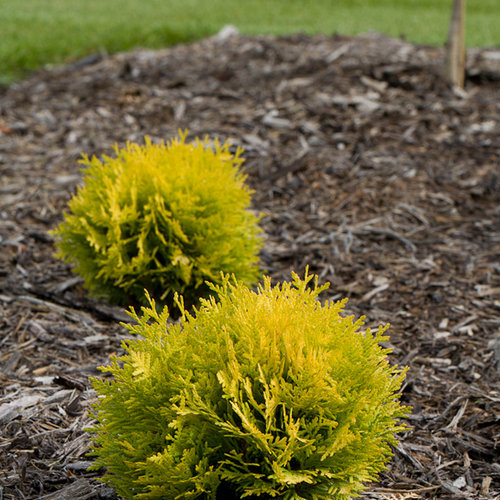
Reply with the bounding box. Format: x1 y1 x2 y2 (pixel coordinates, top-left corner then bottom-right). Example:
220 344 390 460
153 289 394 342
0 31 499 499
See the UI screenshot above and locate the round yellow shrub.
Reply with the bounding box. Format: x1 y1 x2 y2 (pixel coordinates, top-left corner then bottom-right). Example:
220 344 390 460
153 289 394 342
89 271 409 499
52 132 262 312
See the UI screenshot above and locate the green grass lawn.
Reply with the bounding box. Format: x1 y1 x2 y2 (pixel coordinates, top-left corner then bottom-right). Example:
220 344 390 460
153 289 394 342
1 0 498 84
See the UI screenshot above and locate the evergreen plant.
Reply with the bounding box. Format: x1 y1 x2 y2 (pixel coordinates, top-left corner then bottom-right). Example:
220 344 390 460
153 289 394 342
89 271 409 499
51 132 262 312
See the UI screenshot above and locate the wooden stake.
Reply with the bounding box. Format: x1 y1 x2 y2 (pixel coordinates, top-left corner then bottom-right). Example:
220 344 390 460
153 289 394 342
445 0 466 88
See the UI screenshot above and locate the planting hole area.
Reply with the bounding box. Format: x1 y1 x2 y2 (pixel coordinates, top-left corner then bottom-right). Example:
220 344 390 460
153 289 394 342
0 32 499 499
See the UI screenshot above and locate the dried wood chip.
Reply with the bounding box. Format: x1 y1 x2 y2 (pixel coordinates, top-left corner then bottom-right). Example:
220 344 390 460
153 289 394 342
0 395 42 424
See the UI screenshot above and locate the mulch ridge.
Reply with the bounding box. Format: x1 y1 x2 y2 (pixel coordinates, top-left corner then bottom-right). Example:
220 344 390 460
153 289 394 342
0 31 499 499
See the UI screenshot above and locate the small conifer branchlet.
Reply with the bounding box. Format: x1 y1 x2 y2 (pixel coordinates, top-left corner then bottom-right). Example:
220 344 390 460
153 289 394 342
89 271 409 499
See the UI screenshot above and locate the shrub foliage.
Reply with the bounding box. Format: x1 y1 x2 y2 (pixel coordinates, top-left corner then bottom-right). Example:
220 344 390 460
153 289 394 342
51 132 262 311
89 271 408 499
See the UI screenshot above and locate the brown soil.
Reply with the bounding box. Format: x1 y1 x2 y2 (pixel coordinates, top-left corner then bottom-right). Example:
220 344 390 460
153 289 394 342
0 32 499 499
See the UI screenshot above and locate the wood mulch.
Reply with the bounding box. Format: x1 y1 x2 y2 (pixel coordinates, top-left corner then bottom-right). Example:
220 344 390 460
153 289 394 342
0 30 499 499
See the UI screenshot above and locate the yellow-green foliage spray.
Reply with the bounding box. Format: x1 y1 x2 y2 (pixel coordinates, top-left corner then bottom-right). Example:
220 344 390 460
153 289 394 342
51 132 262 312
89 271 409 499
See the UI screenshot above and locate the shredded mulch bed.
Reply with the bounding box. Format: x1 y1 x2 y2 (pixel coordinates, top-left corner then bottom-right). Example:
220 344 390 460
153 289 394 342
1 31 499 499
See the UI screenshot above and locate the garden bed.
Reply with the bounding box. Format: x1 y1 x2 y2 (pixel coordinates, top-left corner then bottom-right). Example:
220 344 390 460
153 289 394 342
0 31 499 499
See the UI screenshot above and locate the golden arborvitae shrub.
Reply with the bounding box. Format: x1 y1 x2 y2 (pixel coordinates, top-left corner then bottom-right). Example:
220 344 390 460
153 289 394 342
89 271 409 499
51 132 262 312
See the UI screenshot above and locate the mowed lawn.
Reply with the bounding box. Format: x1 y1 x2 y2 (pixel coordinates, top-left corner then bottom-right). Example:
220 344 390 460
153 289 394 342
1 0 498 83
